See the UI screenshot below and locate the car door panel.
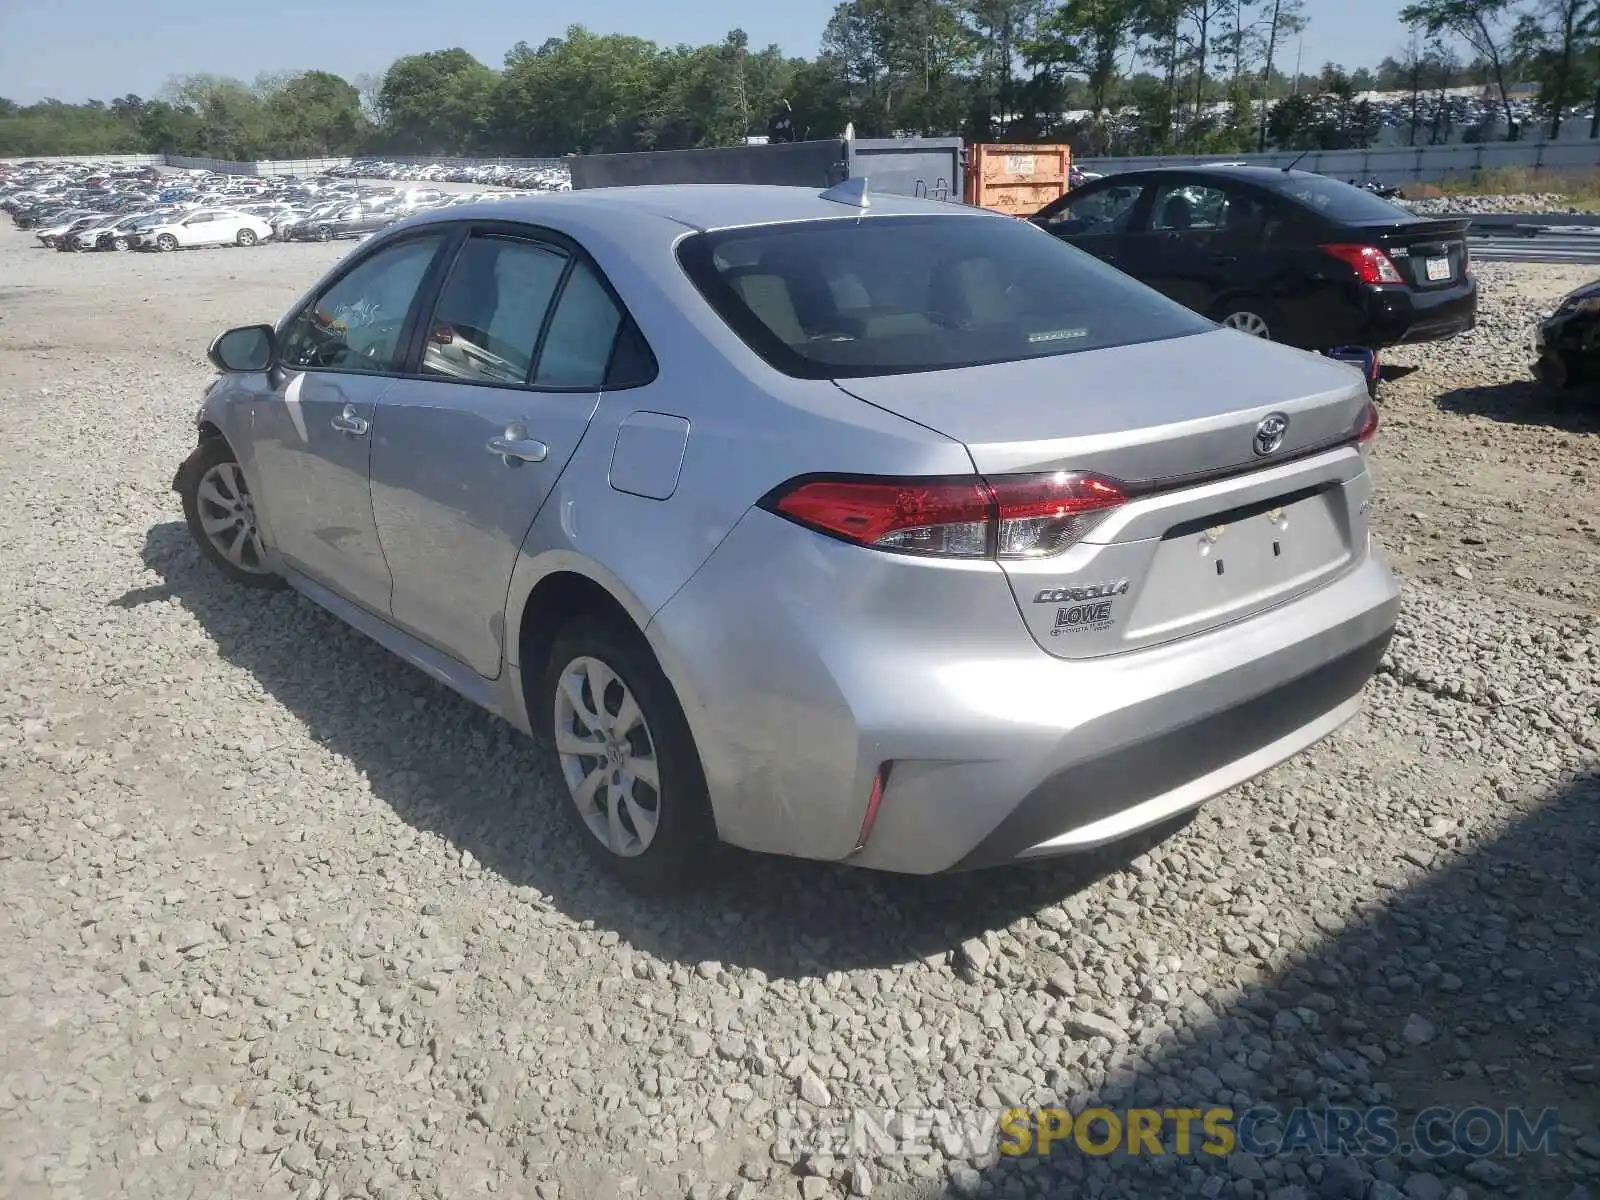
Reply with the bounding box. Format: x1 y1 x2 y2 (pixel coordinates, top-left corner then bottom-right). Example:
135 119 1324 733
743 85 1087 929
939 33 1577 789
247 231 452 614
1115 180 1229 312
370 382 599 676
368 232 607 678
252 372 395 613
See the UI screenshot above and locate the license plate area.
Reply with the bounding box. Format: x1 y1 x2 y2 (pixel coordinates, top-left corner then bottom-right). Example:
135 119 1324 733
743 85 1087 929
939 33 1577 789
1124 484 1354 642
1425 256 1452 282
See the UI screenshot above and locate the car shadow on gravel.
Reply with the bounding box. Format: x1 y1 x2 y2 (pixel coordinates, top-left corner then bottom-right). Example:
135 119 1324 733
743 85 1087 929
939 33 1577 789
957 765 1600 1200
1436 378 1600 434
128 520 1174 979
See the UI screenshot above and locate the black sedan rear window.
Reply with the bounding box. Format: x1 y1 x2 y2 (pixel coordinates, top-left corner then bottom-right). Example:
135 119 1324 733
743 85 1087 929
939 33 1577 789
677 213 1211 379
1273 175 1412 222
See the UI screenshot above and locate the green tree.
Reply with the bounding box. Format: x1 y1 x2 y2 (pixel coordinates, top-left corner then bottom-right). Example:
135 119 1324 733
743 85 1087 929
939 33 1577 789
376 49 498 154
160 75 274 159
1511 0 1598 138
496 28 666 154
1024 0 1140 150
1400 0 1522 139
264 71 369 156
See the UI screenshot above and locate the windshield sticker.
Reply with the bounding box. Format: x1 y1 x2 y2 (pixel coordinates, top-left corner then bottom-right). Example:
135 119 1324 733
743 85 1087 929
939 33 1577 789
1028 328 1089 344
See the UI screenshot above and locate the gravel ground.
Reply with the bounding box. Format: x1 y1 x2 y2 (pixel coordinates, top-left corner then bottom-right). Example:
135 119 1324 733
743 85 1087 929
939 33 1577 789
0 227 1596 1200
1399 194 1599 217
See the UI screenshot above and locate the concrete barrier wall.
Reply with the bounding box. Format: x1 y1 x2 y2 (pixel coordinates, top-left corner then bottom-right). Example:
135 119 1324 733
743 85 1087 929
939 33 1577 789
253 157 355 175
1077 138 1600 184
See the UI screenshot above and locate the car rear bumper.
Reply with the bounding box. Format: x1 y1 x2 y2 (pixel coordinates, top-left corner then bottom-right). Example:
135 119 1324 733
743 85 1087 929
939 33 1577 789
1357 277 1477 347
648 508 1401 875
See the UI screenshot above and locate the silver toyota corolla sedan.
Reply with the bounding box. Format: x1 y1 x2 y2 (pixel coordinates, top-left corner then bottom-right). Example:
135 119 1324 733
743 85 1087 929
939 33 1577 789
175 182 1400 891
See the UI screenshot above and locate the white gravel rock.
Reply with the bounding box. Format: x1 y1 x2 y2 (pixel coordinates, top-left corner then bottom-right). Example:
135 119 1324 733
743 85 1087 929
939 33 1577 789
1398 191 1600 216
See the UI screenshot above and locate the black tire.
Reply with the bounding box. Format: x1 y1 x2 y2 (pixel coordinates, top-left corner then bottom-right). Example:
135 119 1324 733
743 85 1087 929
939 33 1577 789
1535 350 1573 391
1213 298 1278 341
237 229 257 247
176 438 286 590
112 237 128 251
315 225 333 242
538 615 718 893
156 233 178 252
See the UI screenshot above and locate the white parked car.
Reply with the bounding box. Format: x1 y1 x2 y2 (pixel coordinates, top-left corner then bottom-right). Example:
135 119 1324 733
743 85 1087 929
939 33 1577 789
132 209 274 251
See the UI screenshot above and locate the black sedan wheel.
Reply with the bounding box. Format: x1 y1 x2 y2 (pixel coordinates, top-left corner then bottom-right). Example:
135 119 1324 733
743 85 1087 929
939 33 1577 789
1535 351 1572 391
1217 303 1275 340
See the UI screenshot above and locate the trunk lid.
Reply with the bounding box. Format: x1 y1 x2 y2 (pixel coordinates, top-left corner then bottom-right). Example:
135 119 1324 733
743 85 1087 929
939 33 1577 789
1351 216 1471 291
833 328 1367 483
834 329 1374 659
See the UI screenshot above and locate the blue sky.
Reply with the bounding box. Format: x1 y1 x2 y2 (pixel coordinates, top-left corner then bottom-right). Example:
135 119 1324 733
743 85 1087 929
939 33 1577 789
2 0 1412 107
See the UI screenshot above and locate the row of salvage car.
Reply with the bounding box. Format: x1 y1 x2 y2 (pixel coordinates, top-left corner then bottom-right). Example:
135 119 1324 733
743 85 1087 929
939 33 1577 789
0 159 560 254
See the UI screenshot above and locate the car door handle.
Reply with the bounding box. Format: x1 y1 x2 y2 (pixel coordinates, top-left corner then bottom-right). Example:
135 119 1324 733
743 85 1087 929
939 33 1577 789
330 405 369 436
1214 254 1239 265
488 423 548 464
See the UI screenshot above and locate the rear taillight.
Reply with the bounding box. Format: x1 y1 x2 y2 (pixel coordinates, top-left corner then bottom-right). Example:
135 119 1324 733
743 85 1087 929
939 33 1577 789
1321 243 1405 285
1357 399 1379 446
764 471 1127 560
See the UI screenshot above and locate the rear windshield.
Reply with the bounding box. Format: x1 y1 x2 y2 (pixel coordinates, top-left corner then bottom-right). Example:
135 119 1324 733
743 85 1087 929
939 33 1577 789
1274 175 1412 222
676 213 1212 379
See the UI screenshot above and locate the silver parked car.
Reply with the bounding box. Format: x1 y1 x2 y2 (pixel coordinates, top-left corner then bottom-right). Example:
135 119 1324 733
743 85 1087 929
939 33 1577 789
176 183 1399 891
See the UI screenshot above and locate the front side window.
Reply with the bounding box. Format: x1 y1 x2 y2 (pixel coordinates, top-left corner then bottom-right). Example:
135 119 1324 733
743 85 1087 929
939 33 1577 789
678 213 1211 380
278 235 444 373
1037 183 1144 235
421 235 567 386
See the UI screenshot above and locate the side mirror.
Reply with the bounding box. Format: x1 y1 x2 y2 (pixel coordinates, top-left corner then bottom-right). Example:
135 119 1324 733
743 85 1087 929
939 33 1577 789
208 324 276 373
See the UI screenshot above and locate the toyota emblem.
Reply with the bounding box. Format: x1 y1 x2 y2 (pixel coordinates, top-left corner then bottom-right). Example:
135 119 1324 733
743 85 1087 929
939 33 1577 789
1253 412 1290 456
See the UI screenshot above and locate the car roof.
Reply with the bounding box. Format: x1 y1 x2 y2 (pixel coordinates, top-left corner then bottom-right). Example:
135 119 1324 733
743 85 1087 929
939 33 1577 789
1093 165 1331 189
401 184 983 236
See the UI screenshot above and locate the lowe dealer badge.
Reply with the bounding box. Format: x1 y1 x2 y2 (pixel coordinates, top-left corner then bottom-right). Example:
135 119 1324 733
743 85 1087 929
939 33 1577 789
1253 412 1290 456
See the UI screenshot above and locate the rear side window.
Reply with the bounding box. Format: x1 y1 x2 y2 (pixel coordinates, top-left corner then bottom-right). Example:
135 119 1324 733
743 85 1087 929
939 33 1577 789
1274 175 1413 222
421 235 567 386
677 213 1211 379
533 260 623 389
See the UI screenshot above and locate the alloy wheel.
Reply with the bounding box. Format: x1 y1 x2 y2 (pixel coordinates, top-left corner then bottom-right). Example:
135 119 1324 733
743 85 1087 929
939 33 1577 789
1222 310 1271 338
553 656 661 858
193 462 270 574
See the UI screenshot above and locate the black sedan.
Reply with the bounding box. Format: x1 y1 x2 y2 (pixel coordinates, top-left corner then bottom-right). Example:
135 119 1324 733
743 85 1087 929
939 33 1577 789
1533 281 1600 391
1032 166 1476 352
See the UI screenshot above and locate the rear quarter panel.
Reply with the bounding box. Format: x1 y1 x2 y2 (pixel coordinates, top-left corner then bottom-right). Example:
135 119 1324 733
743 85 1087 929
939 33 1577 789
496 207 977 759
500 207 977 648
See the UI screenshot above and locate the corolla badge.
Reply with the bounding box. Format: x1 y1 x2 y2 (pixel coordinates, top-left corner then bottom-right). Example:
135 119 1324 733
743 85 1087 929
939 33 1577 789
1253 412 1290 456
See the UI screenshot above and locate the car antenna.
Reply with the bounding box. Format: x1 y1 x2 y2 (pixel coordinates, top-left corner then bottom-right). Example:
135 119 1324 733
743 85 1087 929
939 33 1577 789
1282 148 1311 173
820 176 870 209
